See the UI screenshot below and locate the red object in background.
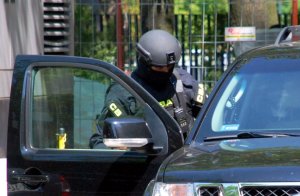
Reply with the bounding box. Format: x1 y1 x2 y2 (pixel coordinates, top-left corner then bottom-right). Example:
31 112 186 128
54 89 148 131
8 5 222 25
117 0 124 71
292 0 298 25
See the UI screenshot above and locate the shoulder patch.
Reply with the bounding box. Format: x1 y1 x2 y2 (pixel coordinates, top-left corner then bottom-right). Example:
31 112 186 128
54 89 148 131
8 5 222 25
108 102 123 117
195 83 205 104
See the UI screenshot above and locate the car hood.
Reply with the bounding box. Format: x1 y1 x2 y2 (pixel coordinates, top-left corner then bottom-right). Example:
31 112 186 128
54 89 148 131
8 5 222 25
162 137 300 183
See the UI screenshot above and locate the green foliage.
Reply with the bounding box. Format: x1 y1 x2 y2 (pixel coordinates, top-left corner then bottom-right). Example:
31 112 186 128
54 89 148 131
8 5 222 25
73 68 111 84
74 5 117 82
74 5 117 64
206 69 223 93
123 0 139 14
277 0 300 14
174 0 229 15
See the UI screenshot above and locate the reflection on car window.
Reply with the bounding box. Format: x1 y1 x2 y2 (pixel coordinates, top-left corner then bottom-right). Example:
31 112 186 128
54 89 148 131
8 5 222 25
30 67 143 150
212 75 247 131
206 58 300 133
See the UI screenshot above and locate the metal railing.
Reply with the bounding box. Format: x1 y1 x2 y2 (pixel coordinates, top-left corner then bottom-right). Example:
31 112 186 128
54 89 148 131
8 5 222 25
74 0 296 92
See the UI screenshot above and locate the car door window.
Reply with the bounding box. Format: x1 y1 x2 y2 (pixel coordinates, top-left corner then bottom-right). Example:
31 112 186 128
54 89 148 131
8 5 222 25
30 66 143 150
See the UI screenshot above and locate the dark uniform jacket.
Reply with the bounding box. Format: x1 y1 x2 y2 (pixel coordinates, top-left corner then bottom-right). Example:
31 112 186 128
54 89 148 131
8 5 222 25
89 68 205 148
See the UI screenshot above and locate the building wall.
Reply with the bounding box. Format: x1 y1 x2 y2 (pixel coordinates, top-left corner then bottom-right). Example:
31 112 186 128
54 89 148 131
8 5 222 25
0 0 43 99
0 0 44 157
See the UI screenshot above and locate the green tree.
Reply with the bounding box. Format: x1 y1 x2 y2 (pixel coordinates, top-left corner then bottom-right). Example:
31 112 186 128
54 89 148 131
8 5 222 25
140 0 174 33
230 0 278 28
74 5 117 64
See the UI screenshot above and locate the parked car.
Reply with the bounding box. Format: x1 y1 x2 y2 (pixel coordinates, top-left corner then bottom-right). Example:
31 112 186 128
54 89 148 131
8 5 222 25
144 25 300 195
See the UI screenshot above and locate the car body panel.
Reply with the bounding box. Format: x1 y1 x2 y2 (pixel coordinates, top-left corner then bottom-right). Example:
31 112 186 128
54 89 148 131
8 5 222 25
161 137 300 183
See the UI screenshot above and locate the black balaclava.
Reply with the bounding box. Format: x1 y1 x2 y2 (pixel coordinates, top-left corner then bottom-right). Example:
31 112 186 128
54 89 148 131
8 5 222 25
133 57 174 89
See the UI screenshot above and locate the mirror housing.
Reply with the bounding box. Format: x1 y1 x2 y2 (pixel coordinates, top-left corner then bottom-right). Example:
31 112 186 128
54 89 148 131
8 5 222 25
103 117 153 149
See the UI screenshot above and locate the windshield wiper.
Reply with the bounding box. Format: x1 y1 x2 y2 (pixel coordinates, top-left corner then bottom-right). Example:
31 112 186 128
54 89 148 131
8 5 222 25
204 132 300 142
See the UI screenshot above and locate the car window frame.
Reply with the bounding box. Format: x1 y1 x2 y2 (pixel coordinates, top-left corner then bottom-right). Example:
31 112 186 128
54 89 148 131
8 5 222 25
18 60 179 162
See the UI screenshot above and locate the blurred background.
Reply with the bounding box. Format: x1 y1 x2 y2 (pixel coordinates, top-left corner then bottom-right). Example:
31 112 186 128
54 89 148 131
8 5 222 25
1 0 299 93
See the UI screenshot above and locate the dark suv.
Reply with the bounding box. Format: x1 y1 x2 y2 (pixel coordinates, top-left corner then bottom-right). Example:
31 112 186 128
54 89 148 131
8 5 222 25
144 25 300 195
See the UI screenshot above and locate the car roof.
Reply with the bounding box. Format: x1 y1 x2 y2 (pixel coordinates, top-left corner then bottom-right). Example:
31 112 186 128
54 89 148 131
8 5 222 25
231 25 300 62
235 42 300 63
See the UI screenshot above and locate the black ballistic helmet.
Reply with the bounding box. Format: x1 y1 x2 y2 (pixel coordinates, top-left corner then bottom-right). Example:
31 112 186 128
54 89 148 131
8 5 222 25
133 29 182 88
136 29 182 67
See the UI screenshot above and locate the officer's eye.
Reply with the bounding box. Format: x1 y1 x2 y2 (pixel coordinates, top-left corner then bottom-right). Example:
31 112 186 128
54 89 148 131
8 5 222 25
151 64 174 72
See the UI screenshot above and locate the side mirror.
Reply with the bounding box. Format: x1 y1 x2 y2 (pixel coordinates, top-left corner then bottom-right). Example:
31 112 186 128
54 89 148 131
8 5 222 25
102 117 153 149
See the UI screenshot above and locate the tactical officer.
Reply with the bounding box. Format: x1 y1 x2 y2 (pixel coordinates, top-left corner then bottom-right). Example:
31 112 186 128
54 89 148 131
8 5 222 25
90 29 205 148
132 29 205 136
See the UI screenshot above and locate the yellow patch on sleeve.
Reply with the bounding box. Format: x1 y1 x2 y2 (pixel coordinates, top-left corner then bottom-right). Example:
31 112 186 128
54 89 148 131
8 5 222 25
109 103 123 117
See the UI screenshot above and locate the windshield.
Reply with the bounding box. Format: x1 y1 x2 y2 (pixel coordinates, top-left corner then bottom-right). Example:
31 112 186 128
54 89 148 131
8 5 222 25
196 56 300 141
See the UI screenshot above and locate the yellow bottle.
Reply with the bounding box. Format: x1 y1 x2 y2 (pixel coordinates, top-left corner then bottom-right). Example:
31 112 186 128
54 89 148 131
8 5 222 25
56 128 67 149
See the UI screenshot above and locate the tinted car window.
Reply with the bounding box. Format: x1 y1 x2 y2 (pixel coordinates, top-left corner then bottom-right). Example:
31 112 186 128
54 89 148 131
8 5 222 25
30 67 143 150
197 56 300 139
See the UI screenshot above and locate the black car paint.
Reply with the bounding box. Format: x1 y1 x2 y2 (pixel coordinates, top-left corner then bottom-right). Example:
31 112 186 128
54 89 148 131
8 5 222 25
159 137 300 183
7 55 183 194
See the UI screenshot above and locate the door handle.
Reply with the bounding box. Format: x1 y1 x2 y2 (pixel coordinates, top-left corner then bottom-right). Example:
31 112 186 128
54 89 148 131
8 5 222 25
10 174 49 184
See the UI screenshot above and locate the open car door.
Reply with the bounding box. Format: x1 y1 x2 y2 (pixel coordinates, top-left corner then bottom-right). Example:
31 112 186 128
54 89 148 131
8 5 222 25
7 55 183 195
